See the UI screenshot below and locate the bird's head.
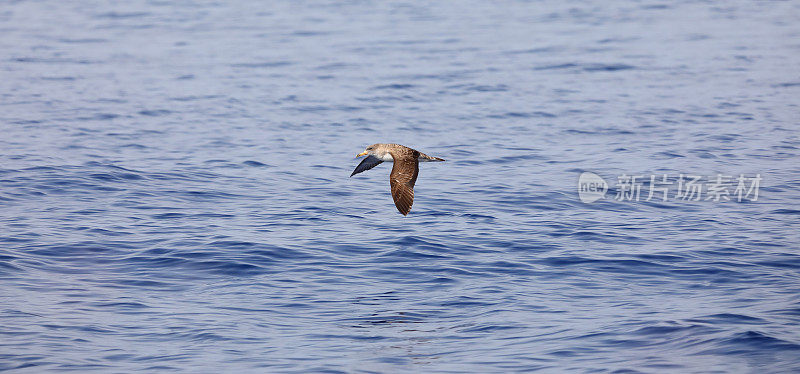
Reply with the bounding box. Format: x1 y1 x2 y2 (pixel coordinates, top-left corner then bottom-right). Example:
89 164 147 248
355 144 384 158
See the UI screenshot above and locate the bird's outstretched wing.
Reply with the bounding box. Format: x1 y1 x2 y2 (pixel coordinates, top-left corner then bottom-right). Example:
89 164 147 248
351 155 383 177
389 150 419 215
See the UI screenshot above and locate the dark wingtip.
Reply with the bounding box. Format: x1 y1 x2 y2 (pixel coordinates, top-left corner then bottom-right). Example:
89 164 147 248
394 205 409 215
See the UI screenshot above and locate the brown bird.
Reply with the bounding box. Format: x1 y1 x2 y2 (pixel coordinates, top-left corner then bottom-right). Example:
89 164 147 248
351 143 445 215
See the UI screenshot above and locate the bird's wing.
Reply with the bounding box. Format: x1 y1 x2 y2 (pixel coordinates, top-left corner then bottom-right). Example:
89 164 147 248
350 155 383 177
389 150 419 215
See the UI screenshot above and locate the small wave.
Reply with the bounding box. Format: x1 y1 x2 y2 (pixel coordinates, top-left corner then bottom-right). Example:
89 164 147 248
231 61 293 68
533 62 635 72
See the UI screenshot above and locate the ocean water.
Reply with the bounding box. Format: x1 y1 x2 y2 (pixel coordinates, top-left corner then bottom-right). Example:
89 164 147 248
2 0 800 372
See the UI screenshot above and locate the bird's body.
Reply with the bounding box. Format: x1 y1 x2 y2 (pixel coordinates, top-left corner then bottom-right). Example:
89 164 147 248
351 143 445 215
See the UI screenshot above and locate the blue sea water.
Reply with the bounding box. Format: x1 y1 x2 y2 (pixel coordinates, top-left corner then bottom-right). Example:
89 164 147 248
2 0 800 372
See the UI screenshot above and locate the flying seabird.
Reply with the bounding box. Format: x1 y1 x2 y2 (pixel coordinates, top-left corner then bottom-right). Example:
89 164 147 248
351 143 445 215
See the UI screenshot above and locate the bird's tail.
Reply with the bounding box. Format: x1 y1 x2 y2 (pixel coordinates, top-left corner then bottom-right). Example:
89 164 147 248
419 153 445 162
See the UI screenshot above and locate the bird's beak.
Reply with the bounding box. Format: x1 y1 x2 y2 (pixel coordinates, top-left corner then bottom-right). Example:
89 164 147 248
355 151 368 158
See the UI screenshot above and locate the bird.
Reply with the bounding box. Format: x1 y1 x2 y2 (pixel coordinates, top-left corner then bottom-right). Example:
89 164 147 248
351 143 445 215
